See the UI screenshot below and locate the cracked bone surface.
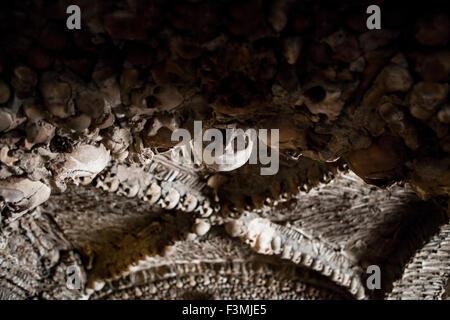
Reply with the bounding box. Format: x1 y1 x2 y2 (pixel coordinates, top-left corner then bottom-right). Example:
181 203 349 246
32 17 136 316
0 0 449 300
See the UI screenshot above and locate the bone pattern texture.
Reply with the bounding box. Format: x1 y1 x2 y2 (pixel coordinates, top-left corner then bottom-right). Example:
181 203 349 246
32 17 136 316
0 0 449 299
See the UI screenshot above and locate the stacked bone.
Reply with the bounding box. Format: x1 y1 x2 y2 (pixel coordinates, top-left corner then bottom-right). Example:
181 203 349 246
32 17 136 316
0 0 448 216
225 211 366 299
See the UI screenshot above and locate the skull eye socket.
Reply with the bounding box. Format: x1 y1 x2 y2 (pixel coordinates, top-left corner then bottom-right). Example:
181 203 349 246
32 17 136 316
229 93 245 108
305 86 326 103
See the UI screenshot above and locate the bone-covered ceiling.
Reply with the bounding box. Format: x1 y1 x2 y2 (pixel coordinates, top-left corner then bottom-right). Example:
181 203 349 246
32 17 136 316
0 0 449 300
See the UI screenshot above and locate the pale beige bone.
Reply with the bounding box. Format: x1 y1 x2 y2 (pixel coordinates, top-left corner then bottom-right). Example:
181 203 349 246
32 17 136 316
0 177 50 213
53 144 110 184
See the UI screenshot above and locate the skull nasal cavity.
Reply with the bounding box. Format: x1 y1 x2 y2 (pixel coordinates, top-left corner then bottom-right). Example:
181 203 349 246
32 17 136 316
305 86 326 103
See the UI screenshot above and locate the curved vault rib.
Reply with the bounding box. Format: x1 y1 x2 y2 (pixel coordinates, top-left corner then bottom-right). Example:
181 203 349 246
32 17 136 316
89 228 352 300
225 172 449 300
91 261 349 300
0 209 86 300
388 222 450 300
2 166 449 300
225 212 367 299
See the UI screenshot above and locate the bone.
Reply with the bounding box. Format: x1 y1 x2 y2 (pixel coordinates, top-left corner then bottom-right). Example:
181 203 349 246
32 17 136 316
437 105 450 124
268 0 294 32
0 177 50 214
25 120 55 147
0 80 11 104
153 86 183 111
408 82 448 120
103 128 132 161
225 212 367 299
53 144 110 185
183 194 198 212
206 128 255 172
146 182 162 205
0 108 26 132
193 219 211 237
162 189 181 210
11 66 37 99
283 37 302 65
